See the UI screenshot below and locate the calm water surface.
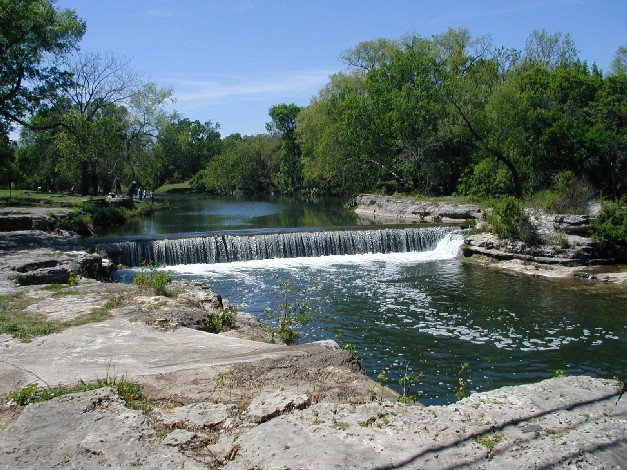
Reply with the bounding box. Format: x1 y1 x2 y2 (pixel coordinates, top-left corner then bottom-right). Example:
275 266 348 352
111 195 627 405
97 194 363 238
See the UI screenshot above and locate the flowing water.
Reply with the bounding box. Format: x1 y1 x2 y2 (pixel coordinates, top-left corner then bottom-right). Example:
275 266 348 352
108 195 627 405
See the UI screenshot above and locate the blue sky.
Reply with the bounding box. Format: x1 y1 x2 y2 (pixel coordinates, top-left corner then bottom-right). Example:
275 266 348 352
56 0 626 137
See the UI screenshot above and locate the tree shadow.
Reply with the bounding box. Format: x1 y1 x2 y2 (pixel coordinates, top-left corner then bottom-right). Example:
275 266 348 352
374 387 624 469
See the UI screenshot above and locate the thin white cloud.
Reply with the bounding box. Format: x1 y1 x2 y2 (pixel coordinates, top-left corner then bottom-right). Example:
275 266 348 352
148 9 175 18
167 69 333 109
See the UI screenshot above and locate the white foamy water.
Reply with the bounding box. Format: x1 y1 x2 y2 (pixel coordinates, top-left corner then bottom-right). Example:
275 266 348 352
165 232 465 276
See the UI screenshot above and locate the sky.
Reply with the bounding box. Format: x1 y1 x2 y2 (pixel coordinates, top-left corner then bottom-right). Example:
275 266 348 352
55 0 626 137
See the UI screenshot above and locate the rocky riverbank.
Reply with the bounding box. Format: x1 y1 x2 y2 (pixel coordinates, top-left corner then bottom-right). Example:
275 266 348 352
355 193 627 286
0 207 625 468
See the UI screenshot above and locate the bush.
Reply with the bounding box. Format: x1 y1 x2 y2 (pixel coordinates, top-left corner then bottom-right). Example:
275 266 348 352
590 198 627 246
134 269 172 296
264 279 313 344
203 307 238 333
458 158 514 197
487 196 539 244
54 212 93 235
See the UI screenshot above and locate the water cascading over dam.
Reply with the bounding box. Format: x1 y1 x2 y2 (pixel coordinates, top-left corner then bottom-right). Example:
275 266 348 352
105 226 458 267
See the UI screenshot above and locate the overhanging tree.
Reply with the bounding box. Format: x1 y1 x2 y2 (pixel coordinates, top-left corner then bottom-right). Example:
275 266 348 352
0 0 85 135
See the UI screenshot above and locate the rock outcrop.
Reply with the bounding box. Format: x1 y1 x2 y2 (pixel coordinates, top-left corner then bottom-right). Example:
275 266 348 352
354 194 481 223
0 207 75 232
1 377 624 469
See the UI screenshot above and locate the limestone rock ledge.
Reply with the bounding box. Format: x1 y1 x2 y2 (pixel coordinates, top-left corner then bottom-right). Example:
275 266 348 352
354 194 481 223
1 377 624 469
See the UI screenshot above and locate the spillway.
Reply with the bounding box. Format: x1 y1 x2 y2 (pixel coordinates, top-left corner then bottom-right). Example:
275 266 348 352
104 226 457 267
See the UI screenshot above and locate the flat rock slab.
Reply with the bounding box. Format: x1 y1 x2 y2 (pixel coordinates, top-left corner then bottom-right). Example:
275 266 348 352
246 390 311 423
0 317 290 395
2 377 623 469
354 194 481 222
154 402 233 430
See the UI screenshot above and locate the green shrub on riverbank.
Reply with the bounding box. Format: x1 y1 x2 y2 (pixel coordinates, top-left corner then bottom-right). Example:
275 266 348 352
134 269 173 297
486 196 540 244
591 198 627 247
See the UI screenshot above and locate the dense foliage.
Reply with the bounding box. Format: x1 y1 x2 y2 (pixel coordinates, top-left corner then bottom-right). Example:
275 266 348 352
590 198 627 247
1 3 625 205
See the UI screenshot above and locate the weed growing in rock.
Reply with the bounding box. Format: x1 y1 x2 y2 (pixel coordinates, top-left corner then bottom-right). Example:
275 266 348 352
67 272 79 286
475 432 504 459
455 362 470 401
398 363 420 404
264 277 314 344
134 266 173 297
8 374 149 410
215 370 238 402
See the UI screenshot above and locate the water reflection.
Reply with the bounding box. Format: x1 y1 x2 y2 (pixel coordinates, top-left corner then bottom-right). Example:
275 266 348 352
97 194 364 237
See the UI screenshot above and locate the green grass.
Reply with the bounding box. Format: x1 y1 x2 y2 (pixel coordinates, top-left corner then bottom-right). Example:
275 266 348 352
8 375 149 410
0 189 96 208
155 181 191 193
0 292 115 342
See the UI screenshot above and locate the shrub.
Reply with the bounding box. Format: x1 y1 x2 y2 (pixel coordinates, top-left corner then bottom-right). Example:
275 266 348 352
264 278 313 344
487 196 539 244
590 198 627 247
203 307 238 334
133 268 172 296
458 158 514 197
54 212 93 235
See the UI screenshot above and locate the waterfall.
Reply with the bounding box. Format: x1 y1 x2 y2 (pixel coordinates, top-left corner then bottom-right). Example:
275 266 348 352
105 227 458 267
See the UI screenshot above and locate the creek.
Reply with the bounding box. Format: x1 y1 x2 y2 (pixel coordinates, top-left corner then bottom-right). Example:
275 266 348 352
105 194 627 405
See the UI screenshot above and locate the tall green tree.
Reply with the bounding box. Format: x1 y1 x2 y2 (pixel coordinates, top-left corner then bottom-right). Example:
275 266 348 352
609 45 627 76
523 29 579 69
0 0 85 135
190 134 276 194
153 117 222 185
267 103 303 193
48 53 173 194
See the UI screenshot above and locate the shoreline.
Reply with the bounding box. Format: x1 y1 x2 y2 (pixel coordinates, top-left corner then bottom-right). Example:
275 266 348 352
354 193 627 287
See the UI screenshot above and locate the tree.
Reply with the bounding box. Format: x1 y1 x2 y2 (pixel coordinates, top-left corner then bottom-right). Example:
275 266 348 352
0 0 85 135
0 134 19 193
37 52 175 195
190 134 276 194
610 45 627 76
266 103 303 193
340 38 399 73
154 117 222 186
523 29 579 69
